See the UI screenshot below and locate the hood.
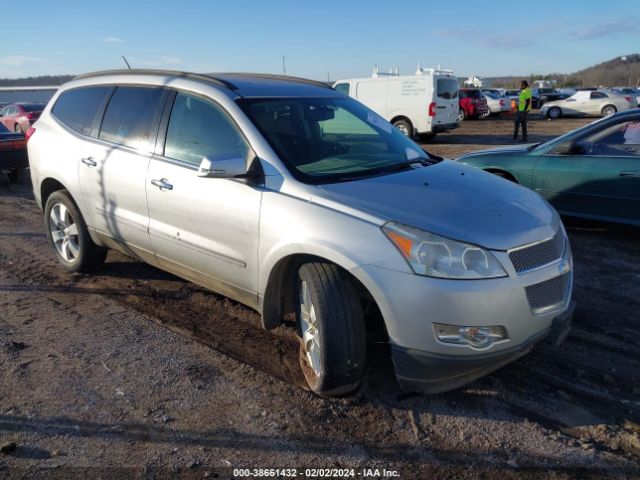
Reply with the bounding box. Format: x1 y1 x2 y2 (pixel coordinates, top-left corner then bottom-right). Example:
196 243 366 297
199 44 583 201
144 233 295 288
319 160 558 251
458 144 532 159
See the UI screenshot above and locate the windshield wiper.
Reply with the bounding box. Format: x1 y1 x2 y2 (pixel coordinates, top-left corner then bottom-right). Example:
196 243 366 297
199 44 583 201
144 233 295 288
527 143 542 151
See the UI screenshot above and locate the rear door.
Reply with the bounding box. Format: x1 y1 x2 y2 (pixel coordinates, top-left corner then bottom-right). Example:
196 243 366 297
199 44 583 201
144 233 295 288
533 115 640 223
78 85 168 262
434 76 459 125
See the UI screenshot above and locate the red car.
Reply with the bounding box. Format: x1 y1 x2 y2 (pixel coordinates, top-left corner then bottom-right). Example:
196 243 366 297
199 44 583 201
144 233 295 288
458 89 489 120
0 102 46 133
0 121 28 183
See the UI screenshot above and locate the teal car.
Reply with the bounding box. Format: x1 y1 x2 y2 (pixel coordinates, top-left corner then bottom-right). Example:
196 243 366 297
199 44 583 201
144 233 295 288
458 110 640 226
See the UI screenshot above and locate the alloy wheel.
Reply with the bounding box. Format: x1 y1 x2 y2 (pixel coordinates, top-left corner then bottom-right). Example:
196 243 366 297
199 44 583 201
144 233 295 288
49 202 80 263
299 279 321 377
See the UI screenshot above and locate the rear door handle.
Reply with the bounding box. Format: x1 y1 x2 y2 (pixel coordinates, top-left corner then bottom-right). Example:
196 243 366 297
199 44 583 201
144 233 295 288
151 178 173 190
81 157 97 167
619 171 640 178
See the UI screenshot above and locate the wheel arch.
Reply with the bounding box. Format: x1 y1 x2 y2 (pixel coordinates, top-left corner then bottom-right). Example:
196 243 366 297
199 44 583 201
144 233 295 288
260 251 388 344
40 177 69 209
484 168 519 183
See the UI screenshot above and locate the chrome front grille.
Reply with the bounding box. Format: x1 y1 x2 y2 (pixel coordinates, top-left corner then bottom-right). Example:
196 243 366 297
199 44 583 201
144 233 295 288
525 273 570 314
509 232 564 274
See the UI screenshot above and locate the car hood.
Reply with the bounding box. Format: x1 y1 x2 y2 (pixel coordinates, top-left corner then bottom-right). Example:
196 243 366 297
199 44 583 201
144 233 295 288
318 160 558 251
458 144 532 158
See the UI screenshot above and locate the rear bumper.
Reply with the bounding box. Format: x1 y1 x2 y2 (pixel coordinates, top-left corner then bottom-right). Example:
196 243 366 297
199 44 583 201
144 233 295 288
431 122 459 133
393 301 575 394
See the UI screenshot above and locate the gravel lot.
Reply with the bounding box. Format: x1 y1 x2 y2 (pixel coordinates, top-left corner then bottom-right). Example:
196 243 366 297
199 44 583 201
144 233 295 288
0 113 639 479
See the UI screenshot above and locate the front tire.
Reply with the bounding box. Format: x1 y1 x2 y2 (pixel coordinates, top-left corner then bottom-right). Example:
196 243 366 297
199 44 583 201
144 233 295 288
296 262 366 396
548 107 561 119
44 190 107 273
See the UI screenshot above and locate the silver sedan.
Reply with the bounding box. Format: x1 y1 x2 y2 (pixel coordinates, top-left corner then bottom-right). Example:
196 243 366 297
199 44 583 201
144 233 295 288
541 90 633 118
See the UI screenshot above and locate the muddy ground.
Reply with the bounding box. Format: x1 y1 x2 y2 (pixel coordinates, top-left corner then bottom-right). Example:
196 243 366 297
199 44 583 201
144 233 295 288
0 113 639 479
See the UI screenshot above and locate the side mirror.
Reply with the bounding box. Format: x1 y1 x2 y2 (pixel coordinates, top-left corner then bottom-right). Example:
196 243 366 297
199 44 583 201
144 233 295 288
197 154 247 178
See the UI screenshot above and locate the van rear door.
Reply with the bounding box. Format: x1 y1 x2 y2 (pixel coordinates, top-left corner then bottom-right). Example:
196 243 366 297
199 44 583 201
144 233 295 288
434 76 459 126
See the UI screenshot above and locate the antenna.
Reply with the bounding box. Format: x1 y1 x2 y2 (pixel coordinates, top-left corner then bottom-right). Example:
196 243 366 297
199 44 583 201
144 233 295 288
122 56 131 70
282 56 286 76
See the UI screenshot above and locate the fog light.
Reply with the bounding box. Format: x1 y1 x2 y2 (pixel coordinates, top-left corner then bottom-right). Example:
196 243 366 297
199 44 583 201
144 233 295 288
434 323 508 349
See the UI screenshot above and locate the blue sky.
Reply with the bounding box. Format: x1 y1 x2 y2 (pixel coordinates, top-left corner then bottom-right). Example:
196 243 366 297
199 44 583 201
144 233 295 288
1 0 639 80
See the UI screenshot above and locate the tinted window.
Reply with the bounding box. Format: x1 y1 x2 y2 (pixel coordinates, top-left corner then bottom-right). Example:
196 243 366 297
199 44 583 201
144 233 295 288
591 91 607 99
99 86 165 150
461 90 482 99
164 92 249 166
437 79 458 99
53 86 112 136
334 83 350 96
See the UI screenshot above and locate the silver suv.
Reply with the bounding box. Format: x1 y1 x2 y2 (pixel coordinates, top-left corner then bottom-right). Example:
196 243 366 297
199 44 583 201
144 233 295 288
28 70 575 396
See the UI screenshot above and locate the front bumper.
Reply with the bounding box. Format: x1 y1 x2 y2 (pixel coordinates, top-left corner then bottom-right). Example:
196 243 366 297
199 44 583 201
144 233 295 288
393 301 574 394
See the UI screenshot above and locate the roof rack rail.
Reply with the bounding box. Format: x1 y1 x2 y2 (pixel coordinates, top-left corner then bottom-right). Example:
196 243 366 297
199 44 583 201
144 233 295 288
218 72 333 90
72 69 239 90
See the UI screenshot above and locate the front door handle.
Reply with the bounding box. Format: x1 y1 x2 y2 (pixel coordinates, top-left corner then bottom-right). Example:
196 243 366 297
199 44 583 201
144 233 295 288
151 178 173 191
619 171 640 178
81 156 97 167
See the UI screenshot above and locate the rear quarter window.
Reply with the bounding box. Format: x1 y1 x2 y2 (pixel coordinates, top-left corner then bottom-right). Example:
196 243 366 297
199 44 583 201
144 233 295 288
52 86 112 137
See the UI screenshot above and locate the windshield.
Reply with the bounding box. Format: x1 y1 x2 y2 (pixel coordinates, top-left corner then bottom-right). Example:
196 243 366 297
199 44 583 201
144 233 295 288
239 96 437 183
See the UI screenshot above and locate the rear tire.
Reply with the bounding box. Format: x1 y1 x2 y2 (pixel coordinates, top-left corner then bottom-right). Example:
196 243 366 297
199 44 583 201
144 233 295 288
44 190 107 273
548 107 561 119
457 108 466 121
296 262 366 396
7 169 19 183
601 105 617 117
392 119 413 137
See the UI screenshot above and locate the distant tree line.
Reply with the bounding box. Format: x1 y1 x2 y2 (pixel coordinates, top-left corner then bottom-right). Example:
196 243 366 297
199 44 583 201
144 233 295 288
489 54 640 89
0 75 74 87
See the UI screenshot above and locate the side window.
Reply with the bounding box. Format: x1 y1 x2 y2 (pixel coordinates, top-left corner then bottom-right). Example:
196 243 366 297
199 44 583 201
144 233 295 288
590 91 607 99
164 92 249 166
8 106 18 115
52 86 112 136
0 106 8 116
334 83 350 96
99 86 165 150
581 120 640 156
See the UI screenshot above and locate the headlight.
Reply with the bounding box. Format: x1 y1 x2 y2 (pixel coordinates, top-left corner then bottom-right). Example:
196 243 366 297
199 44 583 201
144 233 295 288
382 222 507 279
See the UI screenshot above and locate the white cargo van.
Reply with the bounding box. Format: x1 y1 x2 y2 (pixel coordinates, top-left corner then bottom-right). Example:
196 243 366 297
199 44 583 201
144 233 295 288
333 67 459 138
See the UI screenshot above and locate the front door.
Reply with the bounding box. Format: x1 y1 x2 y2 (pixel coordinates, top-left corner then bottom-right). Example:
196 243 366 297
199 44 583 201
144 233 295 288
533 116 640 223
146 91 261 305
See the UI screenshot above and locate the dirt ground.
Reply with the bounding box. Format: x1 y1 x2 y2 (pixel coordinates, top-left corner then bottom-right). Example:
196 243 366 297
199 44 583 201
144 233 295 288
0 112 639 479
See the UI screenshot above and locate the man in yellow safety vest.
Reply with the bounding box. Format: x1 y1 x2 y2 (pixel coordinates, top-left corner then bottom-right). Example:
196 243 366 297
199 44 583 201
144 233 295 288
513 80 532 142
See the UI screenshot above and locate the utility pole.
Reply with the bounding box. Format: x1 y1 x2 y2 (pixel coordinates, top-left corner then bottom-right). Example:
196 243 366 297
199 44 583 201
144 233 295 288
282 56 286 76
